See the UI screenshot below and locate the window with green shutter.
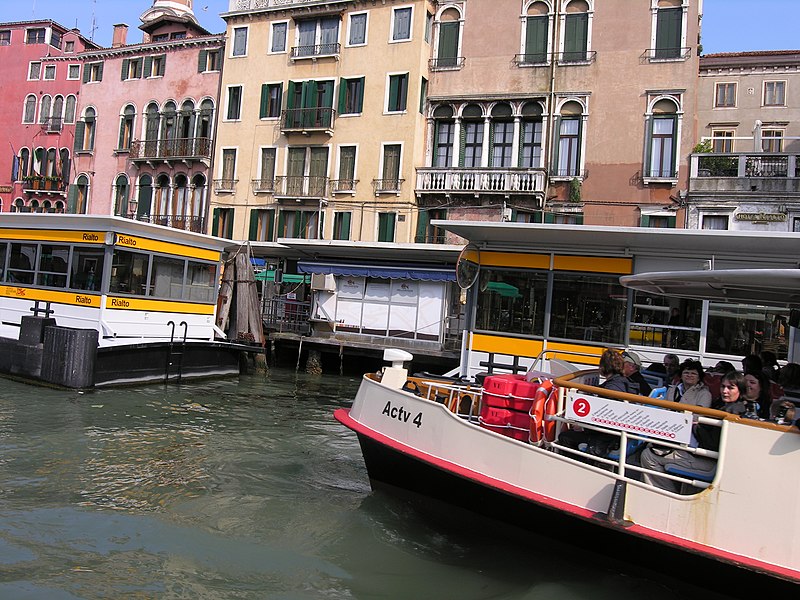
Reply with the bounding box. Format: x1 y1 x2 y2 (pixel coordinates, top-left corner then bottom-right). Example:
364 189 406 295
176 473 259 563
387 73 408 112
436 21 460 68
377 213 396 242
260 83 282 119
524 16 548 64
249 209 275 241
563 12 588 62
655 7 682 59
333 212 351 240
338 77 364 115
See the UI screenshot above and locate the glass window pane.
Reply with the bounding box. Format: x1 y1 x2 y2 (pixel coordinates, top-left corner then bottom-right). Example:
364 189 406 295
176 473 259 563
110 249 149 295
475 269 547 336
37 244 69 288
149 256 185 299
70 247 105 291
0 243 6 282
8 243 37 284
629 291 701 351
186 261 216 303
550 273 626 344
707 303 789 360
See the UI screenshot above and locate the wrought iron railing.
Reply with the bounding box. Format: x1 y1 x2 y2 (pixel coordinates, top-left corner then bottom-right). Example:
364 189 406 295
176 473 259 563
213 178 237 193
372 178 404 194
330 178 358 193
127 214 206 233
41 117 63 133
252 178 276 194
416 168 546 194
429 56 466 70
274 175 328 198
515 50 597 66
280 107 335 131
291 43 340 58
644 46 692 60
692 153 800 178
130 137 212 160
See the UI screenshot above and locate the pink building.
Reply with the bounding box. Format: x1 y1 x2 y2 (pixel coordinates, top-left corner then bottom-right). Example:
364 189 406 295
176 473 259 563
72 0 224 233
0 20 99 213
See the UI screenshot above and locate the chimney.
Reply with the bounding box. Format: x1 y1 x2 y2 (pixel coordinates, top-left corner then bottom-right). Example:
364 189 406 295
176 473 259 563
112 23 128 48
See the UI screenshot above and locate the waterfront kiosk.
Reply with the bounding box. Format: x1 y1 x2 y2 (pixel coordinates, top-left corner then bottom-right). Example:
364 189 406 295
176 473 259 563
434 221 800 375
0 214 250 387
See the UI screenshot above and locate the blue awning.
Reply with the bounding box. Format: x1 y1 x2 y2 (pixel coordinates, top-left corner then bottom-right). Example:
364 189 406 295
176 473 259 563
298 261 455 282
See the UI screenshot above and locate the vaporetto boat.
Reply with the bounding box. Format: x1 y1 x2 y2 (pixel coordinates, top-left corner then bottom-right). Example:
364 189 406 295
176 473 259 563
0 214 254 387
336 227 800 591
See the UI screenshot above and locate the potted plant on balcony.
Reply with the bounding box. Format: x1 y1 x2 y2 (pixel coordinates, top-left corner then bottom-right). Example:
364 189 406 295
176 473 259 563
568 177 582 203
22 175 42 189
43 176 60 190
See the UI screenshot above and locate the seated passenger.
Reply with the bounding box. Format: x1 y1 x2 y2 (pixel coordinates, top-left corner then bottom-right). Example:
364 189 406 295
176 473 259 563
621 351 651 397
640 371 747 493
760 350 780 382
663 353 680 384
666 360 711 408
743 370 772 420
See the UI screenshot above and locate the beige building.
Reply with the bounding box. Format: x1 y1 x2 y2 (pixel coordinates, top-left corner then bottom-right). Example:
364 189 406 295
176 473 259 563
688 51 800 231
214 0 434 242
416 0 702 238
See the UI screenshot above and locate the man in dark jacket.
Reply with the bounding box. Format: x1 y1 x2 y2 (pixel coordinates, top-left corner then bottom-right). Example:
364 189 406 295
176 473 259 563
622 350 652 396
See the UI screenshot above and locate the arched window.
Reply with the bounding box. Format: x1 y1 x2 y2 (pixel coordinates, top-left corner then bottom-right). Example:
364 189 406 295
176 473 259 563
12 198 25 213
29 199 40 213
461 104 484 168
520 102 544 168
113 174 130 216
118 104 136 151
23 94 37 123
136 174 153 218
433 6 463 70
646 98 679 179
76 108 96 152
59 149 70 181
72 174 90 214
561 0 591 62
173 173 189 218
44 148 57 178
521 1 551 65
177 100 195 156
431 105 455 168
190 173 207 222
197 99 214 139
64 95 77 124
490 103 514 167
53 200 65 214
52 95 64 130
39 95 52 125
19 148 31 179
161 101 177 156
33 147 44 176
145 102 160 156
652 0 686 60
155 173 171 217
553 100 585 177
42 200 52 213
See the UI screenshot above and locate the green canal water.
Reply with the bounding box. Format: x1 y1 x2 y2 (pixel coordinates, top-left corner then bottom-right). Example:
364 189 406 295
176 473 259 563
0 369 740 599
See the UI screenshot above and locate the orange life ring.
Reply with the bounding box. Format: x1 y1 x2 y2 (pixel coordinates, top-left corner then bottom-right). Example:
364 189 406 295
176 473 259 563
529 380 553 443
543 387 559 442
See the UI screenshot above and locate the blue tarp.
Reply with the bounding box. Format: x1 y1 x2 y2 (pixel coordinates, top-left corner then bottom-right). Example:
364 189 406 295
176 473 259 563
297 261 455 282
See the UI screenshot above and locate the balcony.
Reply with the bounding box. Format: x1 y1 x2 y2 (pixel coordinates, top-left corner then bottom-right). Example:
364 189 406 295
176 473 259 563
273 175 329 200
251 178 276 194
330 178 358 194
40 117 63 133
291 43 340 60
642 47 692 62
372 178 404 195
124 214 206 234
280 108 335 135
22 176 66 194
429 56 466 71
416 168 546 197
129 137 212 163
514 50 596 66
689 152 800 194
213 178 238 194
229 0 334 11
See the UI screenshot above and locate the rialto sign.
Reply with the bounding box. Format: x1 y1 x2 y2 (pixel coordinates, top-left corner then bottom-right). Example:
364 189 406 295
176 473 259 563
735 212 787 222
566 391 692 444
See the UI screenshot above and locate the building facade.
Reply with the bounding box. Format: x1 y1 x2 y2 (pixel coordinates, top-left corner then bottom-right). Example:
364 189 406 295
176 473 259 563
214 0 434 242
0 20 99 213
688 50 800 232
416 0 702 241
71 0 224 233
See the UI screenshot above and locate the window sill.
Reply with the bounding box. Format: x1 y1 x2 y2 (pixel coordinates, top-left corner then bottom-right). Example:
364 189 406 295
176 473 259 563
383 110 408 116
389 38 411 44
338 113 362 118
75 150 94 156
642 177 678 185
647 56 689 64
549 175 585 182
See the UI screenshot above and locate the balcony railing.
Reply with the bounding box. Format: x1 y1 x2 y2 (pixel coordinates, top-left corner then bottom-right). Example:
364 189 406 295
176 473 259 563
129 137 212 161
280 108 335 133
429 56 466 71
41 117 63 133
213 178 237 193
230 0 334 10
372 178 404 195
330 178 358 194
416 168 546 195
262 297 311 336
126 214 206 233
643 47 692 61
21 176 66 193
291 43 340 59
514 51 597 66
555 50 597 64
252 178 276 194
691 153 800 178
274 175 328 198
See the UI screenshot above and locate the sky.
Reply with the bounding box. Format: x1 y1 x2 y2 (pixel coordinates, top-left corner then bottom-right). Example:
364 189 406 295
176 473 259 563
1 0 799 54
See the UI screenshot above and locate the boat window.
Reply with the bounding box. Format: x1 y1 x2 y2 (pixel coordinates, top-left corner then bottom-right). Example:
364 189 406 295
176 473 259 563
550 272 626 344
7 243 37 285
475 268 547 336
149 255 185 300
70 246 105 292
186 261 217 303
110 249 150 295
36 244 70 288
0 242 7 281
628 290 701 352
707 302 789 360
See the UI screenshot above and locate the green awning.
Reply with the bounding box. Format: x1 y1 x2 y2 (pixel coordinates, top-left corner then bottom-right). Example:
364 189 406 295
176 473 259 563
255 270 310 283
487 281 521 298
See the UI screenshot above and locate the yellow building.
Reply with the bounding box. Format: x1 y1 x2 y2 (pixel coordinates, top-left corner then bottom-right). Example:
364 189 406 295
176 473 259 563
213 0 435 243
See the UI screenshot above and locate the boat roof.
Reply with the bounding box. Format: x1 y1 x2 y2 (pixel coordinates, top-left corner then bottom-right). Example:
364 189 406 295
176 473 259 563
433 221 800 264
0 214 231 253
620 269 800 307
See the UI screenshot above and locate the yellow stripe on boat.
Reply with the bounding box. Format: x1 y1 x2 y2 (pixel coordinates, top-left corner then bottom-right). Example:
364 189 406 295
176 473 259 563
480 251 632 274
0 229 107 245
471 333 544 358
0 286 102 307
105 296 215 315
114 234 220 262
